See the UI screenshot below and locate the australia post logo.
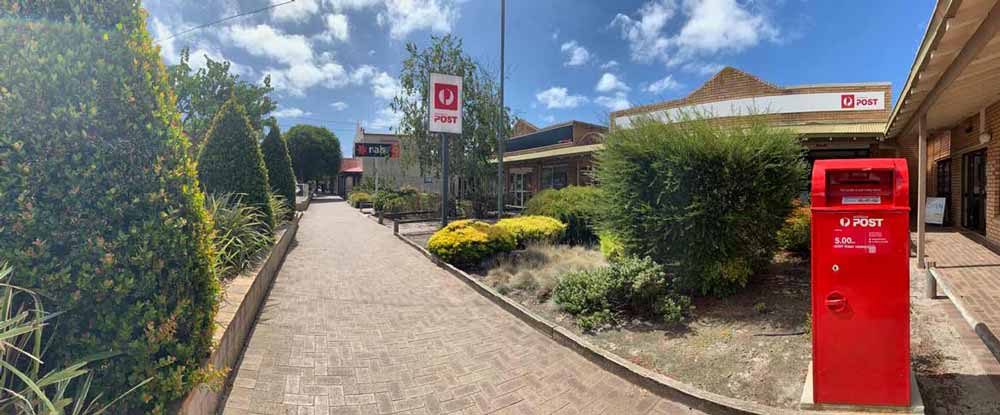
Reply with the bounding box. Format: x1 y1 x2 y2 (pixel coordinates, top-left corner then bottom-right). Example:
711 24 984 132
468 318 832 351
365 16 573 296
434 83 459 111
840 94 880 110
840 217 884 227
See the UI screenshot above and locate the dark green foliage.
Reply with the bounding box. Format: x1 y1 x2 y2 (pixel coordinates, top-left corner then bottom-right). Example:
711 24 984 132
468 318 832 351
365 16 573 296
597 117 806 297
777 203 810 254
261 123 296 219
524 186 604 244
286 125 342 183
198 98 274 230
553 256 690 330
168 48 276 153
372 187 438 213
0 3 219 412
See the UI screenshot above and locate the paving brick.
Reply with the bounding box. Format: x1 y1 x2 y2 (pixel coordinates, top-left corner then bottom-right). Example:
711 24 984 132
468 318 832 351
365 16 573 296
220 198 706 414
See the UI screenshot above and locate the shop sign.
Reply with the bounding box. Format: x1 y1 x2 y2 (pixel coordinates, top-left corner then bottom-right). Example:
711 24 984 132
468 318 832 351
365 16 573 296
429 72 462 134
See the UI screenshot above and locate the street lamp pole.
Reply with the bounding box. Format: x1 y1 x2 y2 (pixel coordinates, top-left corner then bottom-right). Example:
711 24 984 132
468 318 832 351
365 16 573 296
496 0 506 218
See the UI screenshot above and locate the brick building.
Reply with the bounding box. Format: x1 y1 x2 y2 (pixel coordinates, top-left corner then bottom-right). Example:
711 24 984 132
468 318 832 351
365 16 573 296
611 67 894 162
885 0 1000 248
501 120 607 207
353 125 443 193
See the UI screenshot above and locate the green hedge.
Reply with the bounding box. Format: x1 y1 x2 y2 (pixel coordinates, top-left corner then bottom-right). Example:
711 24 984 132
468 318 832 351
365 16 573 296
261 123 296 220
495 216 567 245
777 203 810 254
597 117 806 297
0 3 218 412
524 186 604 244
198 98 274 230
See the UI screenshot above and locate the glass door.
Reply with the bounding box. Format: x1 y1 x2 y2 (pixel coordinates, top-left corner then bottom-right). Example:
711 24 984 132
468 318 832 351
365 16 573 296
509 172 531 207
962 150 986 234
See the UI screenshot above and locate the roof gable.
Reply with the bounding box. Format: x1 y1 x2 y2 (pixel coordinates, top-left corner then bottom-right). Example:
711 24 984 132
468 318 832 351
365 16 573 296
684 66 782 103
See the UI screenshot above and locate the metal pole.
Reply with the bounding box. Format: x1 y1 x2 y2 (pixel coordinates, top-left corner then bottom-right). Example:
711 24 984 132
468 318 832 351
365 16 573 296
496 0 506 219
442 133 450 227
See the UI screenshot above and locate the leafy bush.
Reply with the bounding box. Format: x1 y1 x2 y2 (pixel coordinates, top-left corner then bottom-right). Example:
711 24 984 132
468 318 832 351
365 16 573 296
261 123 297 219
598 232 624 261
427 220 516 267
524 186 604 244
495 216 567 245
597 117 806 297
777 203 810 254
198 98 274 230
347 191 373 207
373 188 438 213
0 262 152 414
269 191 294 228
207 194 275 280
0 4 219 411
553 256 691 330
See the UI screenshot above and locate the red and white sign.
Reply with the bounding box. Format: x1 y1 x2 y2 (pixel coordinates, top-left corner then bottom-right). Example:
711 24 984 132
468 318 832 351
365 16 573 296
429 72 462 134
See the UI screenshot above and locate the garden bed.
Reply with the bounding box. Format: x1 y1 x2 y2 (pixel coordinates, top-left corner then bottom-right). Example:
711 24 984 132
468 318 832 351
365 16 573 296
411 240 1000 413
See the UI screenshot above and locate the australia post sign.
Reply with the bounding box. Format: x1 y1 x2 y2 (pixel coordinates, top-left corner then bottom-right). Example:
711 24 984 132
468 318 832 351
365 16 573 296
428 72 462 134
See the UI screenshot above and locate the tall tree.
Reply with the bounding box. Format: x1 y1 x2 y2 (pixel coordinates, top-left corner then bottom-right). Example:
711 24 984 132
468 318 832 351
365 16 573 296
391 35 512 206
168 48 276 152
261 120 297 217
0 1 218 411
286 124 343 183
198 98 274 230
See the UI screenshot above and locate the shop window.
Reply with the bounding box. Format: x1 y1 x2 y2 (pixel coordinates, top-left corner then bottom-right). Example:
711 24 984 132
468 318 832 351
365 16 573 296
541 165 569 190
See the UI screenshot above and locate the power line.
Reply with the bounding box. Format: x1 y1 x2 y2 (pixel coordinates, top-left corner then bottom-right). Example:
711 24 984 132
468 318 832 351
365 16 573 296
160 0 296 41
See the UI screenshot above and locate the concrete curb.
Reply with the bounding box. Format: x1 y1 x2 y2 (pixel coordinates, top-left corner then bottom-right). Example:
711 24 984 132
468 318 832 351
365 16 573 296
928 267 1000 363
178 213 302 415
391 233 835 415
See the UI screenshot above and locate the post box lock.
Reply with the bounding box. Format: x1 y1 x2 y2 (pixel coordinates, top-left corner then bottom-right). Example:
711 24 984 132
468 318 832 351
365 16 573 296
825 291 847 312
832 264 839 272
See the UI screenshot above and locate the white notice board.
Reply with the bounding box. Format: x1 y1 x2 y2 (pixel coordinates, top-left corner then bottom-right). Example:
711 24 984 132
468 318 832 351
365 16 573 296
925 197 946 225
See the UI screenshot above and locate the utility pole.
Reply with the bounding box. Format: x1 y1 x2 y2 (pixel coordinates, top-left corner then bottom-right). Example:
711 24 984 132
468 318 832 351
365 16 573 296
496 0 506 218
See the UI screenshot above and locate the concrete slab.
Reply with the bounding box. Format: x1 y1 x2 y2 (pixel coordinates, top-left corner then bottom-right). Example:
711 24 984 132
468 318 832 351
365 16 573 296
800 362 924 414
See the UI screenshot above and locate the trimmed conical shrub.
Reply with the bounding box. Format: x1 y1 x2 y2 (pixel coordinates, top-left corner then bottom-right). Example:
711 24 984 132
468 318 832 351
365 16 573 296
261 122 297 219
0 2 218 412
198 98 274 230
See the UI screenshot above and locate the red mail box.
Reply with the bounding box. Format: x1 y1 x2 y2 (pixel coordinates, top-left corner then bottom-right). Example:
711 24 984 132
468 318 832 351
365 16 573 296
810 159 910 406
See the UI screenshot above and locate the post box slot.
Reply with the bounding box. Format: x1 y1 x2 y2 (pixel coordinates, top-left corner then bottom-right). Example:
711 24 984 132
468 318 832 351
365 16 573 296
826 169 894 207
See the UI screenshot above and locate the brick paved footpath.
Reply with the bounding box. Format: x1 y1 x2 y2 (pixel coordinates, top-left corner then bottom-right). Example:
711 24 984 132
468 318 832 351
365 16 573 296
919 231 1000 366
220 197 706 415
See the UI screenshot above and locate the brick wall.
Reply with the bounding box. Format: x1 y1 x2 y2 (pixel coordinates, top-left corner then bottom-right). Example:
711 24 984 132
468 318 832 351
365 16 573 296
610 67 891 130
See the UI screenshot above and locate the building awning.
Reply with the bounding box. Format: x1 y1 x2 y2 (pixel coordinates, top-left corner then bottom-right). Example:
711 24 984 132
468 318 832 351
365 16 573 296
886 0 1000 137
340 158 363 173
498 144 603 163
790 122 886 136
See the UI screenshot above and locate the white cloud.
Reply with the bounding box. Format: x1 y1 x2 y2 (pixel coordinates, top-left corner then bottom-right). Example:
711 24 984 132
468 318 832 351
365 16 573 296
271 0 320 22
541 115 556 124
682 61 725 75
560 41 591 66
645 75 681 93
151 17 252 77
601 60 620 70
611 0 778 69
674 0 779 58
596 73 630 93
377 0 459 39
326 0 381 10
225 24 313 64
595 92 632 111
272 107 311 118
536 87 588 109
371 72 402 100
265 61 348 96
610 0 676 63
331 101 349 111
368 107 403 131
317 14 350 43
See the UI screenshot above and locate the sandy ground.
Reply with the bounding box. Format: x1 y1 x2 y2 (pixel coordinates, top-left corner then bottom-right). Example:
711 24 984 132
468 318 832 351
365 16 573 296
447 242 1000 413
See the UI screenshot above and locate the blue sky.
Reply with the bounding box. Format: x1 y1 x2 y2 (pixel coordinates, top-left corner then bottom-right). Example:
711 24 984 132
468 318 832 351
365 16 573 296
146 1 935 157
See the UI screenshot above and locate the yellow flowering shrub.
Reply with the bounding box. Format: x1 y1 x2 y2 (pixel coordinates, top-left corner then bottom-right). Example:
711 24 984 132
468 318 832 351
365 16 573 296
495 216 567 245
428 220 516 266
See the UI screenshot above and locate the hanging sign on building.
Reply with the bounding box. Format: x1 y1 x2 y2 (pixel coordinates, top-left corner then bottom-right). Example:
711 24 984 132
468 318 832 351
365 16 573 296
428 72 462 134
354 142 399 158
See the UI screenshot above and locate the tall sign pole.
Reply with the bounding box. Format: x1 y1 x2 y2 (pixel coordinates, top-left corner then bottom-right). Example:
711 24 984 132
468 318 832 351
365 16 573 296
428 72 463 227
496 0 506 218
